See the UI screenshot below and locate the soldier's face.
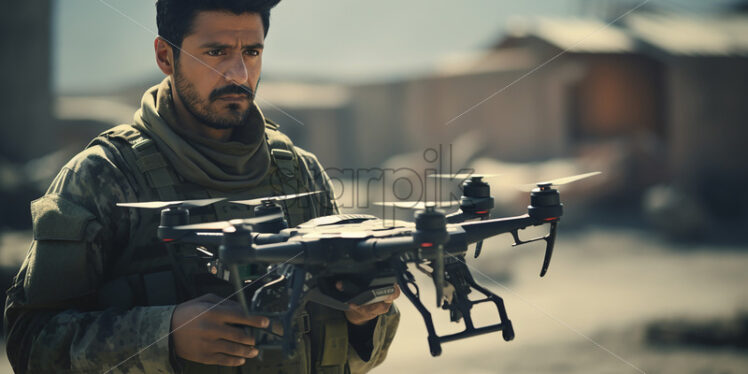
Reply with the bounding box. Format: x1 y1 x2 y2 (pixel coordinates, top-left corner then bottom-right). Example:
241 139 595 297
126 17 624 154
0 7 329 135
172 11 264 129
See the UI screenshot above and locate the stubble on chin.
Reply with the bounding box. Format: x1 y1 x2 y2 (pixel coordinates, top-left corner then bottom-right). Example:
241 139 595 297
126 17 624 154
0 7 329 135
205 100 252 129
174 77 252 129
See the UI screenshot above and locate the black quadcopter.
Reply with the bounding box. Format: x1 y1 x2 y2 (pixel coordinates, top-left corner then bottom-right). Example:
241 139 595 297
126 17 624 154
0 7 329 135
118 171 600 357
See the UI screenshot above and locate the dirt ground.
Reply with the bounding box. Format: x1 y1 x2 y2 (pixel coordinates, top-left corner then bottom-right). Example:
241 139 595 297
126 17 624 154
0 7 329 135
1 225 746 373
376 226 748 374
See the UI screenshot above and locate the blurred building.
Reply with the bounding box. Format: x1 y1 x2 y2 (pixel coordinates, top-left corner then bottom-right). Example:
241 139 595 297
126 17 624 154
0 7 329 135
319 12 748 222
257 82 353 169
627 13 748 211
348 13 746 161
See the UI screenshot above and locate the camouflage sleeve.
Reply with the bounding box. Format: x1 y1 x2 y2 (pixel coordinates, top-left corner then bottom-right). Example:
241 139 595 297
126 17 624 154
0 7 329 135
347 304 400 374
295 147 340 215
3 144 176 373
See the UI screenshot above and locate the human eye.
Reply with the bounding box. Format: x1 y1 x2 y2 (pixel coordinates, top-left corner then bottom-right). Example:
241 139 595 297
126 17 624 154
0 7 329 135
244 49 260 57
206 49 224 56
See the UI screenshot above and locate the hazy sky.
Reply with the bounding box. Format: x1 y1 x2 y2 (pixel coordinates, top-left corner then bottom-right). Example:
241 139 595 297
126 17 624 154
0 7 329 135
53 0 737 93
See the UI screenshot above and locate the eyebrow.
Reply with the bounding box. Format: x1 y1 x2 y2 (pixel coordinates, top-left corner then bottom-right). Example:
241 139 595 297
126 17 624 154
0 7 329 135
199 42 264 50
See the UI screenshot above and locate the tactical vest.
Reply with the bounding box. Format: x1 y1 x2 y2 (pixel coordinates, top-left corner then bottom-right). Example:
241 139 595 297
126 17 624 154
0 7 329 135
89 123 350 374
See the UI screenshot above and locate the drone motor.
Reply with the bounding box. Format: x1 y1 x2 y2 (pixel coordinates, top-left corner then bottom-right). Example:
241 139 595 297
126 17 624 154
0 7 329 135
528 183 563 221
413 206 449 307
252 201 289 233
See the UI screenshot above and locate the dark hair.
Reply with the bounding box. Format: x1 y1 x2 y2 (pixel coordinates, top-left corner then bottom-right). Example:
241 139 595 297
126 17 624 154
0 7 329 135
156 0 281 59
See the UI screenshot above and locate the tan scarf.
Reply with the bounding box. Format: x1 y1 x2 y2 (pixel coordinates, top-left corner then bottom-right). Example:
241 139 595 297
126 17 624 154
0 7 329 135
132 78 271 192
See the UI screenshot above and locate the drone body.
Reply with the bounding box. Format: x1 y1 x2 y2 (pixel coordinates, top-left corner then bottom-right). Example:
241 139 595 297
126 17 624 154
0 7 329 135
117 171 600 357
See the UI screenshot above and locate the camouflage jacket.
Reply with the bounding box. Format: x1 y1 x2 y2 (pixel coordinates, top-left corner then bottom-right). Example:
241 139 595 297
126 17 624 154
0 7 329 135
4 122 399 373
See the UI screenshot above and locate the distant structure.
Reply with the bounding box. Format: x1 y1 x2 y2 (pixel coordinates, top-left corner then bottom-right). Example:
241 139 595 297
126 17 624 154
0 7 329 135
431 12 748 183
0 1 53 162
326 11 748 220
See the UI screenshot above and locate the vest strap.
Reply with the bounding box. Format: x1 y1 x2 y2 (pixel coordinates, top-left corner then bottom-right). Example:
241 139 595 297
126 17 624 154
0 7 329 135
271 148 297 178
130 138 179 201
99 125 180 202
320 319 349 367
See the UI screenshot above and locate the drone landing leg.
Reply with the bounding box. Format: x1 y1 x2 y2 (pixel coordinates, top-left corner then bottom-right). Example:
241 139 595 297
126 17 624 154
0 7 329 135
281 266 308 357
460 263 514 341
230 264 255 317
244 266 309 359
393 260 443 356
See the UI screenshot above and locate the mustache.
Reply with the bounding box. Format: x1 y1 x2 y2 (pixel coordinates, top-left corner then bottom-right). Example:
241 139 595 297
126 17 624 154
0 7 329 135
209 84 255 101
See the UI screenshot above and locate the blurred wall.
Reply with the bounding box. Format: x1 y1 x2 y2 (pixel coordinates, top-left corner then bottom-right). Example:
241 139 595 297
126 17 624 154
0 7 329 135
0 1 53 162
346 59 575 168
333 14 747 219
261 105 352 169
667 56 748 219
667 57 748 183
347 82 410 168
571 54 664 139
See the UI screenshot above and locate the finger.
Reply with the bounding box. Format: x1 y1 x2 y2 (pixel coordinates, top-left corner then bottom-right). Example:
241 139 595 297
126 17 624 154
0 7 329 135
212 324 256 346
213 339 259 359
211 305 270 328
388 284 401 301
358 301 390 316
374 301 392 315
198 294 245 310
344 309 369 326
197 294 243 312
215 297 242 308
347 303 361 311
208 352 248 367
198 293 225 304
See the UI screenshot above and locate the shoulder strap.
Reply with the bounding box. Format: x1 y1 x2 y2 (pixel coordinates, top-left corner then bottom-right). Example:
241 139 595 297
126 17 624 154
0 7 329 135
92 125 180 202
264 121 323 221
265 122 300 179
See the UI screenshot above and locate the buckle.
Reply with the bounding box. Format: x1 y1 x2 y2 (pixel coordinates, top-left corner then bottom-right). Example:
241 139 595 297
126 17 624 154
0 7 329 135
271 148 294 161
299 312 311 334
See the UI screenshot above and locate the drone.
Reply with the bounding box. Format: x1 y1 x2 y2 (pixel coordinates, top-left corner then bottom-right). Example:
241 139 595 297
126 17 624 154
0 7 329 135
117 171 601 357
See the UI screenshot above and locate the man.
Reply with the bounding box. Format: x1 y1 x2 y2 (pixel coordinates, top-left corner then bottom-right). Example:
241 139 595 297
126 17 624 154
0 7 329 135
4 0 400 373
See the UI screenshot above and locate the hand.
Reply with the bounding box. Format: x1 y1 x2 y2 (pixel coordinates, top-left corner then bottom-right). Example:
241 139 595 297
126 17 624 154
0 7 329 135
171 293 269 366
339 283 401 326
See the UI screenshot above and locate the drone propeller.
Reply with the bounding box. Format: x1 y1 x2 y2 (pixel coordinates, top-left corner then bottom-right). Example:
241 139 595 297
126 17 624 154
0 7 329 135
117 197 226 210
518 171 602 191
173 212 285 231
231 191 323 206
374 201 460 210
428 173 501 180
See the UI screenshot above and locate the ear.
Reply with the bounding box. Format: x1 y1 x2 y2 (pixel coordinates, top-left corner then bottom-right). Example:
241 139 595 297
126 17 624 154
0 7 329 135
154 37 174 75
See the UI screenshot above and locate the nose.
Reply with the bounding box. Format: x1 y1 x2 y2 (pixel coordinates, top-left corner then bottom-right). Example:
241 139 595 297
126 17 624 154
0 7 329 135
222 53 249 86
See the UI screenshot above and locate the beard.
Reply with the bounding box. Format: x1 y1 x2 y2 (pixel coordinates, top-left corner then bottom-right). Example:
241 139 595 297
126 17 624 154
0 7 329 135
173 63 259 130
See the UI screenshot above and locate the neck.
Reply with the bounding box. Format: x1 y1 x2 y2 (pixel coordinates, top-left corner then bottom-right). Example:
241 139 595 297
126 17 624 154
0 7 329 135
171 87 234 142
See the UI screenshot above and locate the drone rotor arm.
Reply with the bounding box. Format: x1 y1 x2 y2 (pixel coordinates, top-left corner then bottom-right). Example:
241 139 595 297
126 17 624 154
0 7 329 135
253 232 291 245
446 210 485 224
172 232 224 246
509 221 559 277
220 241 306 265
354 236 416 261
460 214 535 245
